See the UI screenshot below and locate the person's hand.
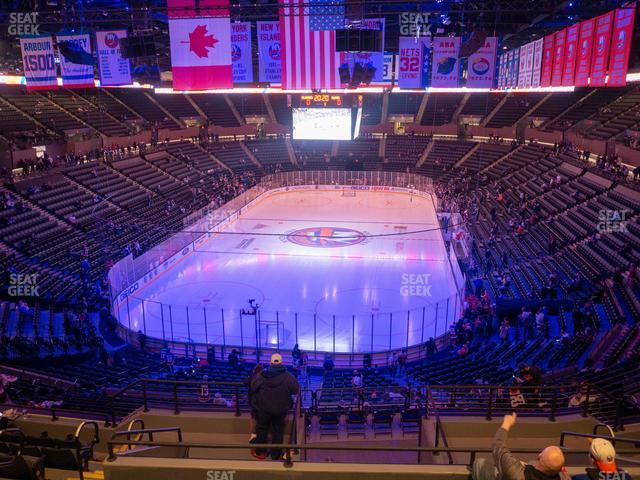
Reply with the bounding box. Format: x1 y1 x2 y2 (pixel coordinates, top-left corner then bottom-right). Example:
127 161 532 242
501 412 517 431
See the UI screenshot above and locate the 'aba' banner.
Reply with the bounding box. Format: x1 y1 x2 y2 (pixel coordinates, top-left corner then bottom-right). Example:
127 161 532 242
231 22 253 83
539 34 555 87
57 33 94 88
590 11 614 87
340 18 386 83
257 21 281 83
562 24 580 86
397 36 430 88
95 30 131 86
20 35 57 91
466 36 497 88
431 36 460 88
607 6 635 87
574 19 595 87
551 28 566 86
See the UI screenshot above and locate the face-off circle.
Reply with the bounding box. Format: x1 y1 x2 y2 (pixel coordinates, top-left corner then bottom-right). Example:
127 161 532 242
286 227 366 248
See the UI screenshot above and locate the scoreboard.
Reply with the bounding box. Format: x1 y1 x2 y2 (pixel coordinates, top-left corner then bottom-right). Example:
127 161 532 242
294 94 363 108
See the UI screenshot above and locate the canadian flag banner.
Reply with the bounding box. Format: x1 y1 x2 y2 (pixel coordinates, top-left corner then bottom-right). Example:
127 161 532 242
168 0 232 90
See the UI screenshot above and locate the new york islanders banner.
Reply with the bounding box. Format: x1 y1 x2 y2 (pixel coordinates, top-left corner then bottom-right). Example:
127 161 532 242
467 37 497 88
574 19 595 87
539 34 555 87
608 6 635 87
431 36 460 88
168 0 232 90
551 29 566 86
590 11 614 87
398 36 430 88
57 33 94 88
562 24 579 86
231 22 253 83
96 30 131 86
257 21 281 83
20 35 57 91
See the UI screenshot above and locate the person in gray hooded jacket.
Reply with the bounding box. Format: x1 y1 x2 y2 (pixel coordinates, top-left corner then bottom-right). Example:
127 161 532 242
473 412 571 480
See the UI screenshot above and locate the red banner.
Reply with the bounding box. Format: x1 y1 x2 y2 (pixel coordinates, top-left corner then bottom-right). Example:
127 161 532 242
539 34 555 87
607 6 636 86
551 29 566 86
590 11 614 87
562 24 579 86
574 19 595 86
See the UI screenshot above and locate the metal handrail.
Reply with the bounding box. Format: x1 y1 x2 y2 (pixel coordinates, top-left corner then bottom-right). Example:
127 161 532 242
106 439 640 468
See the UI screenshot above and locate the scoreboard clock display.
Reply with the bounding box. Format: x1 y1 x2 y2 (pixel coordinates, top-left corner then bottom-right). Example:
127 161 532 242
295 94 363 108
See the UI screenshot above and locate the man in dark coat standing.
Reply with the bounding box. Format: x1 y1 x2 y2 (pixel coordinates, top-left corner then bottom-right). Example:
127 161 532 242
250 353 300 460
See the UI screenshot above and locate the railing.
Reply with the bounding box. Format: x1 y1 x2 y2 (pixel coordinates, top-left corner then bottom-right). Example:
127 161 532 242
97 379 630 429
109 169 467 355
105 439 640 468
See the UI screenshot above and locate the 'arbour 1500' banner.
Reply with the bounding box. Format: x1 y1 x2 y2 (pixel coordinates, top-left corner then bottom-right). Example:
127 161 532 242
20 34 57 91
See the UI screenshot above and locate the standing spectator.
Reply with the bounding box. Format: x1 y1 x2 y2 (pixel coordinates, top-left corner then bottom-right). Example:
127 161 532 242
425 337 438 356
499 319 510 343
573 438 633 480
244 364 264 443
472 412 570 480
397 349 408 375
251 354 300 461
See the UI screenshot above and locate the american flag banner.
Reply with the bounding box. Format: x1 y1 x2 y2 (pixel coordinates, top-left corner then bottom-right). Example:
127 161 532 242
279 0 344 90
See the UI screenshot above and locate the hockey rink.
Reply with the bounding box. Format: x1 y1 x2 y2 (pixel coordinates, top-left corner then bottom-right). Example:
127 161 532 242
116 189 462 353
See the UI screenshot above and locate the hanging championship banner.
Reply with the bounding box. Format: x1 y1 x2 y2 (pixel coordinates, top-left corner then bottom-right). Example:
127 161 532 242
562 24 580 86
531 38 544 88
96 30 132 86
431 36 460 88
57 33 94 88
467 36 497 88
574 19 595 87
539 34 555 87
590 11 614 87
20 35 57 91
607 6 635 87
257 20 281 83
551 29 566 86
231 22 253 83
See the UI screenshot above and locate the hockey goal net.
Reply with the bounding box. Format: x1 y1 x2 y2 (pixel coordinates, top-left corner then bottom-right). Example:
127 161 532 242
341 190 357 197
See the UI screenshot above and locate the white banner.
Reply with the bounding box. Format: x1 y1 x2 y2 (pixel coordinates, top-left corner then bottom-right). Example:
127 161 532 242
231 21 253 83
531 38 544 88
431 36 460 88
257 20 281 83
96 30 131 86
467 36 497 88
57 33 94 88
20 35 57 91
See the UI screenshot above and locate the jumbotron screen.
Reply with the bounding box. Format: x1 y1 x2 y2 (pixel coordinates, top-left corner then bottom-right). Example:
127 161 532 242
292 108 353 140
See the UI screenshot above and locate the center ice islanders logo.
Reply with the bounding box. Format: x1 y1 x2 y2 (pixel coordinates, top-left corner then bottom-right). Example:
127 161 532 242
287 227 366 248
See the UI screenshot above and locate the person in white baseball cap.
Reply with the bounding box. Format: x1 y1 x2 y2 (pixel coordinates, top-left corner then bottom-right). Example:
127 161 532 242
573 438 633 480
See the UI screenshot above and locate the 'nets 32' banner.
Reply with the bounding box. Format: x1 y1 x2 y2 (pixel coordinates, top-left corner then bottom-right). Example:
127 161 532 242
608 6 636 87
57 33 94 88
20 35 57 91
431 36 460 88
231 22 253 83
257 21 281 83
168 0 233 90
95 30 131 86
397 36 430 88
467 36 497 88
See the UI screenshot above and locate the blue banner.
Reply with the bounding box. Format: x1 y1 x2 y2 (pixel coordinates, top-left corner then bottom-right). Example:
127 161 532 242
57 33 94 88
231 22 253 84
257 21 281 83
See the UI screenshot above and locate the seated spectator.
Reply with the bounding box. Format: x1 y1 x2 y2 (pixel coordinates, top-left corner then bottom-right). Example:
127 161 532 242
573 438 633 480
472 412 570 480
323 354 334 372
